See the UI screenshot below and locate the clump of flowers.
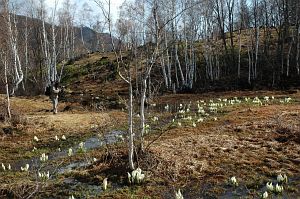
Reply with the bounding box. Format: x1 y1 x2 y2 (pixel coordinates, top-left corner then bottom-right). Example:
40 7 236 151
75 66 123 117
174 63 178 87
78 142 86 153
229 176 238 187
38 171 50 181
21 164 29 172
145 124 150 134
128 168 145 184
40 153 48 162
152 116 158 122
32 147 38 152
253 97 262 105
175 189 184 199
277 174 288 184
275 183 284 194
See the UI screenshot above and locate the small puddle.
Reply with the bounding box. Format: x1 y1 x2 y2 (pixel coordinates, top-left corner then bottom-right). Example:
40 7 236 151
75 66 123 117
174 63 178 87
11 130 126 172
63 177 122 197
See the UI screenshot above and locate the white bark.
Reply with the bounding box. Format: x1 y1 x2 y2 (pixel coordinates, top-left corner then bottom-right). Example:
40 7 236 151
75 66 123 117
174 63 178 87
7 10 23 95
4 56 11 119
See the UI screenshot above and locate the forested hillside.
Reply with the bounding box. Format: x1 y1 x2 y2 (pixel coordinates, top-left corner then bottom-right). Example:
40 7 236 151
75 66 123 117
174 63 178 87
0 0 300 97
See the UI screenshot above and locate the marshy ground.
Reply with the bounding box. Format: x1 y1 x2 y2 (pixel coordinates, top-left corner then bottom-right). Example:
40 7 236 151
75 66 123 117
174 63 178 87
0 90 299 198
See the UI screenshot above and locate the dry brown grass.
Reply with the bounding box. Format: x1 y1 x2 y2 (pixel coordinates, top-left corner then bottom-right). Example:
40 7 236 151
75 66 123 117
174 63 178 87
147 101 300 191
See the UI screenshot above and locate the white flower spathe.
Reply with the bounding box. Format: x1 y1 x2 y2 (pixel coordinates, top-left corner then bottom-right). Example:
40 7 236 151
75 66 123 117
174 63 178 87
38 171 50 181
21 164 29 172
197 118 204 123
275 183 283 193
1 163 5 171
164 104 169 110
152 116 159 122
127 172 131 184
69 195 75 199
33 136 39 142
266 182 274 192
230 176 238 186
262 191 268 199
102 178 108 190
32 147 38 152
130 168 145 184
40 153 48 162
55 135 59 141
61 135 66 140
277 174 288 183
175 189 184 199
68 148 73 156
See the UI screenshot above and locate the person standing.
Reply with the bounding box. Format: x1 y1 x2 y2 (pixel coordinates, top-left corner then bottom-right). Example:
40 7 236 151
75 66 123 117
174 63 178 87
50 81 60 114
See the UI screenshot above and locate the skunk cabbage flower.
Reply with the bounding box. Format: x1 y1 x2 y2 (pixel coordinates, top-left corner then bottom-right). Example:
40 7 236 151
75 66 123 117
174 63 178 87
262 191 268 199
40 153 48 162
8 164 11 170
1 163 5 171
21 164 29 172
197 118 204 123
230 176 238 186
164 104 169 110
175 189 184 199
177 122 182 127
127 172 131 184
277 174 283 183
32 147 37 152
93 158 97 162
152 116 158 122
284 97 292 103
55 135 59 141
264 96 269 101
130 168 145 184
192 122 196 127
277 174 288 184
275 184 283 193
62 135 66 140
266 182 274 192
68 148 73 156
78 142 86 153
33 136 39 142
103 178 108 191
39 171 50 181
79 142 84 149
69 195 75 199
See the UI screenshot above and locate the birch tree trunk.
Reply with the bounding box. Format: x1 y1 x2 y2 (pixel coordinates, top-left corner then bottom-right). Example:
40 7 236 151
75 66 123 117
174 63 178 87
128 73 135 170
7 9 23 95
238 28 242 78
296 26 300 75
4 56 11 119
